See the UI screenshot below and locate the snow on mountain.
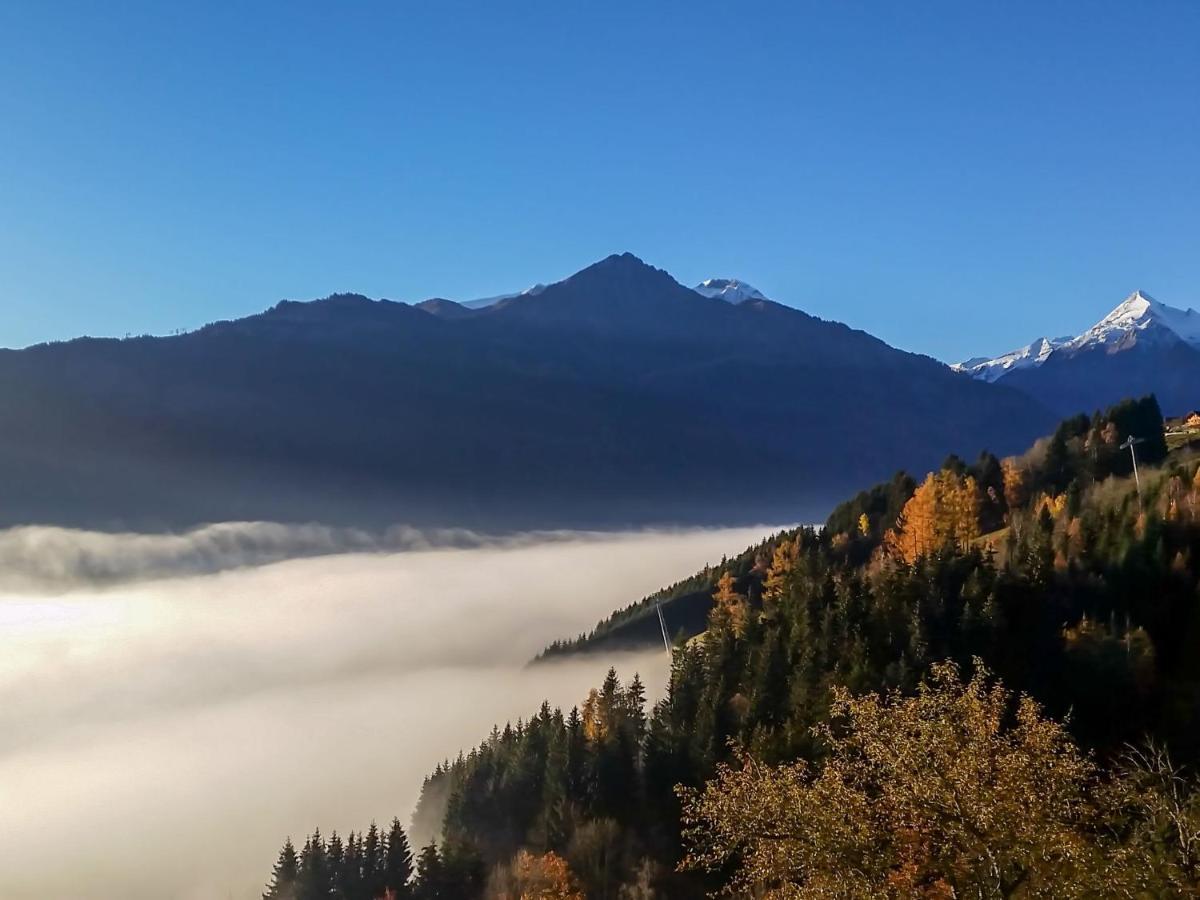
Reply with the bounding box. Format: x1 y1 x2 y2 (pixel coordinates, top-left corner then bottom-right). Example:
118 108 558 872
1067 290 1200 352
463 275 770 310
953 336 1073 382
956 290 1200 381
693 278 769 304
462 283 547 309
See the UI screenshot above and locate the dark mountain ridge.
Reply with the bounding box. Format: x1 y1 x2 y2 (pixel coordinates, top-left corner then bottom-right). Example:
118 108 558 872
1003 339 1200 417
0 253 1055 531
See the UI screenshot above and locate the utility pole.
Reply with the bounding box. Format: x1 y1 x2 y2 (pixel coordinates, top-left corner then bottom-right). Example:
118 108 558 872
655 599 673 657
1120 435 1145 508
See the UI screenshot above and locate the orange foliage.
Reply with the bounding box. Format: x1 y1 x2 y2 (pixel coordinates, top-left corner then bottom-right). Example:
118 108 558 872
581 689 610 742
885 471 981 564
763 538 799 605
712 571 750 636
499 850 585 900
1001 459 1028 511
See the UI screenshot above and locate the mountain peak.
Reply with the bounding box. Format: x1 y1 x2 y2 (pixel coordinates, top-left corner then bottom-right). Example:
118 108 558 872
693 278 770 304
570 252 660 279
1072 289 1200 351
551 252 680 295
956 288 1200 404
953 335 1071 382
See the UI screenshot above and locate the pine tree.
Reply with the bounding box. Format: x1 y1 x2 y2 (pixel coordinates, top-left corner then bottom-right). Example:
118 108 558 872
264 838 300 900
341 832 363 900
363 822 384 898
626 673 647 743
383 818 414 897
413 844 443 900
327 832 345 899
297 830 331 900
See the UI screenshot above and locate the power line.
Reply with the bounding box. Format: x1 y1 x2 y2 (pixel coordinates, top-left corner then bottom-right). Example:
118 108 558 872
655 599 673 657
1120 435 1146 509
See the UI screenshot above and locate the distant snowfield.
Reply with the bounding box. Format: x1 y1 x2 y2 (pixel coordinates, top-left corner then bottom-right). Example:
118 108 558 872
0 524 773 900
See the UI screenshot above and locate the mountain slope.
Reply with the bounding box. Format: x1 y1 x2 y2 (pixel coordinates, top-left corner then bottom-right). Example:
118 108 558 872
381 395 1200 899
0 254 1055 530
957 291 1200 414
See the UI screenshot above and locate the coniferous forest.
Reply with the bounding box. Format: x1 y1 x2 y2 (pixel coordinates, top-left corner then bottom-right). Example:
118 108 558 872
265 395 1200 898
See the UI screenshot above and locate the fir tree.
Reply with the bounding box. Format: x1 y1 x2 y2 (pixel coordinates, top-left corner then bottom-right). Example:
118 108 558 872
264 838 300 900
384 818 414 897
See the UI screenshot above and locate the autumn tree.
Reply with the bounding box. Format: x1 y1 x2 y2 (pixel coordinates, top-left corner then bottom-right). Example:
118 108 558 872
710 571 749 636
885 470 981 563
491 850 585 899
1002 457 1028 511
678 661 1133 898
1112 741 1200 894
762 536 799 605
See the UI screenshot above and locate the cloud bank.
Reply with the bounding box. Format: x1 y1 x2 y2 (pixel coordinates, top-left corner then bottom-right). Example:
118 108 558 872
0 521 627 592
0 523 773 899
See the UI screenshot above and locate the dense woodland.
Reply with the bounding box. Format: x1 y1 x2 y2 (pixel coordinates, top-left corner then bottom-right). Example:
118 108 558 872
266 395 1200 898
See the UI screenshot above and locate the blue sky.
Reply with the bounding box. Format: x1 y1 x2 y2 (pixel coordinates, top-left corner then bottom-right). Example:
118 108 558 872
0 1 1197 360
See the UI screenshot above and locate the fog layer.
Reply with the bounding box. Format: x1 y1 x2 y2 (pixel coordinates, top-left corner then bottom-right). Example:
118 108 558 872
0 524 772 899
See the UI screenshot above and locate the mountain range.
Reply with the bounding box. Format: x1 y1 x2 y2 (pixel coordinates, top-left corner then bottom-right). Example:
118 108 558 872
955 290 1200 415
0 253 1056 531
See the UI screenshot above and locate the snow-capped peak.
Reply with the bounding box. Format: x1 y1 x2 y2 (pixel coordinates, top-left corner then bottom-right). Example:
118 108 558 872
1068 290 1200 351
953 336 1072 382
955 289 1200 383
693 278 769 304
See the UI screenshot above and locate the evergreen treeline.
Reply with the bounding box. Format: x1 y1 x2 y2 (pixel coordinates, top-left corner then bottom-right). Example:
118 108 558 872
264 819 418 900
533 534 791 662
267 394 1200 898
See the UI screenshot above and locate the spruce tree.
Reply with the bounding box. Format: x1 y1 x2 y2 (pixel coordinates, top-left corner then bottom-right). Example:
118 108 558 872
327 831 345 898
297 830 331 900
413 843 443 900
263 838 300 900
384 818 415 897
362 822 384 898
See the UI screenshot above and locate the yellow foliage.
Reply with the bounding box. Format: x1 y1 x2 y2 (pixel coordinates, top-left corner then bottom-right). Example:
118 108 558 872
496 850 585 900
858 513 871 537
1002 458 1028 510
1034 493 1067 519
581 689 609 742
763 538 799 604
885 471 980 563
678 661 1132 897
712 571 749 637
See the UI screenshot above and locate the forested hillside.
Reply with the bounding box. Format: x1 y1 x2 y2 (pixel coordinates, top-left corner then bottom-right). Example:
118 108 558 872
265 394 1200 898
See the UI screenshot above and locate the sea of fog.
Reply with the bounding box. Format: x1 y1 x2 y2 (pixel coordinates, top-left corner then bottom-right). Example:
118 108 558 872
0 523 774 900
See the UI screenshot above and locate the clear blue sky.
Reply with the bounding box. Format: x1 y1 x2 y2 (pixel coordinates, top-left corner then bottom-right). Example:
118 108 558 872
1 1 1197 361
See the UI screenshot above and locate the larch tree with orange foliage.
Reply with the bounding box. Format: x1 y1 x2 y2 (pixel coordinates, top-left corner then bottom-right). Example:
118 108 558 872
491 850 585 900
711 570 749 636
1002 458 1028 512
885 470 981 563
762 537 800 606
